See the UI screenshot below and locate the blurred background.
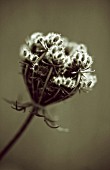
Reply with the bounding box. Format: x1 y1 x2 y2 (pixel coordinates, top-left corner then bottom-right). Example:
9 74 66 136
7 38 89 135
0 0 110 169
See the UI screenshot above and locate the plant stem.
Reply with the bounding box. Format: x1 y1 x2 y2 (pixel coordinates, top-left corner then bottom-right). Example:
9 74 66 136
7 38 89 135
0 109 35 161
0 66 53 161
38 67 53 103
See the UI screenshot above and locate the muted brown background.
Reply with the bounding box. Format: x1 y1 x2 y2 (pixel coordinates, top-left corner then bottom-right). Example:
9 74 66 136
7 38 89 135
0 0 110 170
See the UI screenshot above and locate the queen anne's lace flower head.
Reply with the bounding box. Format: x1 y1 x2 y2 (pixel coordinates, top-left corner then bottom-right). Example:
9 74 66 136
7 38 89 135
20 32 97 106
19 32 97 130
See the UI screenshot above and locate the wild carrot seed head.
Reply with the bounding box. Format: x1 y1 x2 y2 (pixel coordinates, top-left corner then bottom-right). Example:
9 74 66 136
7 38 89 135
20 32 97 106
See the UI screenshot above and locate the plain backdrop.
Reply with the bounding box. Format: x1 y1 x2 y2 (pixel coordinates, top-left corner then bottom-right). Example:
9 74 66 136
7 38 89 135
0 0 110 170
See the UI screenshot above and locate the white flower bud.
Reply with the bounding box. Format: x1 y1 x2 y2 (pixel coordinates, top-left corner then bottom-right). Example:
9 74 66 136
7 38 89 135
20 45 39 63
46 33 63 47
75 44 87 52
72 51 93 69
45 45 65 65
80 74 97 91
30 32 43 40
53 76 76 89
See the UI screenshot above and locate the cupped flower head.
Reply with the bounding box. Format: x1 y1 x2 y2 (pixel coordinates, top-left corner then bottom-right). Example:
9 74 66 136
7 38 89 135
20 32 97 106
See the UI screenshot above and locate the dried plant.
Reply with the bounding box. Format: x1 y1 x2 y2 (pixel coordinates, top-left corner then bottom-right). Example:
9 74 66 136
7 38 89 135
0 32 97 160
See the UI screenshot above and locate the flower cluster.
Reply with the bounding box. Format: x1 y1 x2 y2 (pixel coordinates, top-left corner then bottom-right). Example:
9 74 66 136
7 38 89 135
18 32 97 130
20 32 97 107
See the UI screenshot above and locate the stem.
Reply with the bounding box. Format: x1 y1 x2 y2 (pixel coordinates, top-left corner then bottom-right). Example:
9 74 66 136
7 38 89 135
0 65 53 161
0 109 35 161
38 67 53 103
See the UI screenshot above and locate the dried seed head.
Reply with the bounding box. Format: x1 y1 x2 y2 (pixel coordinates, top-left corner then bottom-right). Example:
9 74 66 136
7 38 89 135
19 32 97 130
20 32 97 106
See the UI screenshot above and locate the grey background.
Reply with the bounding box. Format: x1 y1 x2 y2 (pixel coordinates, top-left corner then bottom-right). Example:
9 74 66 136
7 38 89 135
0 0 110 170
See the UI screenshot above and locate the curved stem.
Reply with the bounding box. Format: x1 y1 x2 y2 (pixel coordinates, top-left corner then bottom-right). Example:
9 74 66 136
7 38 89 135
0 66 53 161
0 109 35 161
